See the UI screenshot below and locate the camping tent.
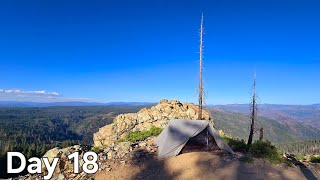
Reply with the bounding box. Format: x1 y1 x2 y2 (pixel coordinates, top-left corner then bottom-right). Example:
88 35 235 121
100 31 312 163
155 119 234 158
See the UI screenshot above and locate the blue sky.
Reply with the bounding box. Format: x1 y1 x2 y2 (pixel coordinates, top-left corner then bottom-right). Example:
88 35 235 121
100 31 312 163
0 0 319 104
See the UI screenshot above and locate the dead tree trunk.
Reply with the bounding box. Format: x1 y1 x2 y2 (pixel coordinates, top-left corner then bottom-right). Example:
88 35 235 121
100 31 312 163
259 128 264 141
198 14 204 120
247 72 257 146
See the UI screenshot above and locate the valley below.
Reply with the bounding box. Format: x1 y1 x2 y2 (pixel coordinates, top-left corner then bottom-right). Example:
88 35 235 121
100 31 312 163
1 101 320 179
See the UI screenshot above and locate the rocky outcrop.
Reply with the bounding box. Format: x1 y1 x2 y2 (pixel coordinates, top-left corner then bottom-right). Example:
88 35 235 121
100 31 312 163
93 99 212 147
42 145 90 174
14 100 213 180
102 142 133 160
98 137 157 161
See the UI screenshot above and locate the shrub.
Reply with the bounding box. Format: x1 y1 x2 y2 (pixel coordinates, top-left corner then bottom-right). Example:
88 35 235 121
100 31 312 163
249 140 285 164
284 159 293 167
124 126 163 143
91 146 104 153
249 140 277 158
296 155 305 161
223 136 248 152
310 155 320 163
223 137 292 165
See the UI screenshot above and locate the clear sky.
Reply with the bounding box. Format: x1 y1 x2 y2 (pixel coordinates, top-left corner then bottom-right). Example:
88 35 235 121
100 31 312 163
0 0 319 104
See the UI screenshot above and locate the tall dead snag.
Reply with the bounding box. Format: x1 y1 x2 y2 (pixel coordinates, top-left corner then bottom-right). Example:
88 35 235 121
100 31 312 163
198 14 204 120
247 72 257 146
259 128 264 141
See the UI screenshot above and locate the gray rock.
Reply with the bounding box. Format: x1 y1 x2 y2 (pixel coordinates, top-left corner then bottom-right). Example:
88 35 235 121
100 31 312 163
93 99 213 147
54 174 65 180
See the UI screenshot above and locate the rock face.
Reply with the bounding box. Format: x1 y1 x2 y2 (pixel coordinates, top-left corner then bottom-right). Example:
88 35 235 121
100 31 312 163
103 142 133 160
93 99 212 147
42 145 89 174
98 137 158 161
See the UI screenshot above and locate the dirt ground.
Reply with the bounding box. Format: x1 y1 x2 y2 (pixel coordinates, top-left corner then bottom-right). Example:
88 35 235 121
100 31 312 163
95 151 319 180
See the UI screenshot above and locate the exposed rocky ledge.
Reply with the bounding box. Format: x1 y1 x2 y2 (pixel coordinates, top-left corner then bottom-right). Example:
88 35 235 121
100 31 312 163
13 100 213 180
93 99 213 147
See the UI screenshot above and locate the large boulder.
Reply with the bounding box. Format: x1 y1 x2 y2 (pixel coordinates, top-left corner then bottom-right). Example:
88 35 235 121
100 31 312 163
93 99 213 147
42 145 89 174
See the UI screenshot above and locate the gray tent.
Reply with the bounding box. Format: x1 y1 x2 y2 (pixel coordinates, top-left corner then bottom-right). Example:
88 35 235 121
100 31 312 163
155 119 234 158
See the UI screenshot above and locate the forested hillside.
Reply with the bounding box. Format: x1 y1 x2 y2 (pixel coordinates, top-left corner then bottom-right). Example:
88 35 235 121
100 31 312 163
0 105 148 144
277 139 320 155
0 105 148 178
214 104 320 128
1 105 320 178
210 108 320 143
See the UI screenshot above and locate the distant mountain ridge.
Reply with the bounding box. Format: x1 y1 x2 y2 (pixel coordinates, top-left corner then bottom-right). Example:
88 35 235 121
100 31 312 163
213 104 320 128
1 100 319 144
0 101 154 107
209 108 320 144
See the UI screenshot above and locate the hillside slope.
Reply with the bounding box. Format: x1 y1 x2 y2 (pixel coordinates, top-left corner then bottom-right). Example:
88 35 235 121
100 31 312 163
214 104 320 128
210 109 320 144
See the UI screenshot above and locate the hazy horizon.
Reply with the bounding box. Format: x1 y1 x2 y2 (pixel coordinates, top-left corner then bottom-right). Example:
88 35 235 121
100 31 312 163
0 92 319 106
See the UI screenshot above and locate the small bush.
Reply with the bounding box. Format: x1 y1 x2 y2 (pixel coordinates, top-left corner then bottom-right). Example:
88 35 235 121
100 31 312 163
223 136 248 152
91 146 104 153
124 126 163 142
296 155 305 161
284 159 293 167
310 155 320 163
223 137 292 166
249 140 284 164
249 140 277 158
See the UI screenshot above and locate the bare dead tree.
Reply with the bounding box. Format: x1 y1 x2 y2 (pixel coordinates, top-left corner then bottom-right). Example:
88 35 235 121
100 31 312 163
259 127 264 141
198 14 204 120
247 71 257 145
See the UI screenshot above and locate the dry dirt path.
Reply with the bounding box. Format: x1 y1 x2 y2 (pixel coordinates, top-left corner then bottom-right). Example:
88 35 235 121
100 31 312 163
95 152 318 180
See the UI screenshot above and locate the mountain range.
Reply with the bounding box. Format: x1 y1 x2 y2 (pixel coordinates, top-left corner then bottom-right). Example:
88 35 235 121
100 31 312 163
0 101 319 144
213 104 320 128
209 108 320 144
0 101 154 107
